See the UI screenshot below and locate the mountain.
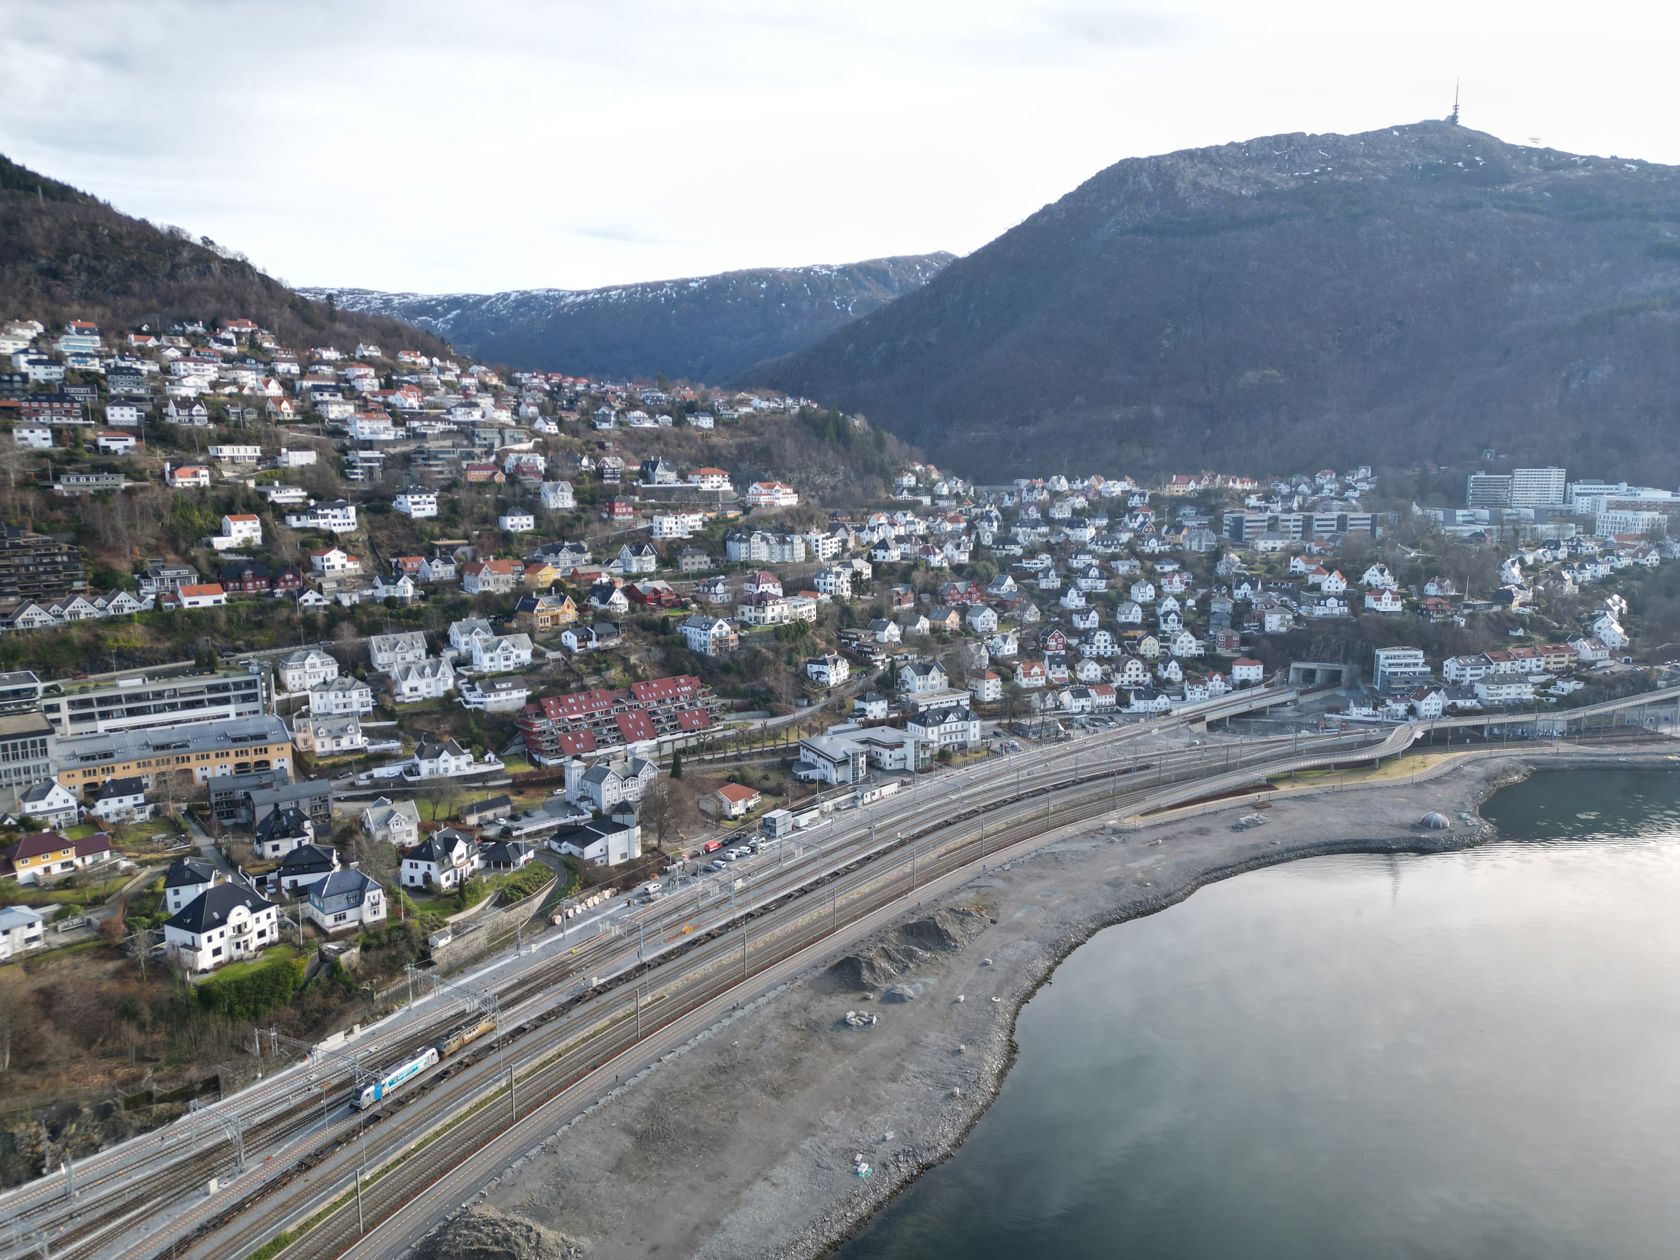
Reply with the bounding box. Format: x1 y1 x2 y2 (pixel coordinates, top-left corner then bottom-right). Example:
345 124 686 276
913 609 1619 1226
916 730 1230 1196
0 154 449 356
756 122 1680 481
309 253 954 381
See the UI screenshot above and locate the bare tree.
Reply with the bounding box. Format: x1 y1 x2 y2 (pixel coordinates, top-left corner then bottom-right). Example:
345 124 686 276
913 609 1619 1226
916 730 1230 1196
640 777 697 853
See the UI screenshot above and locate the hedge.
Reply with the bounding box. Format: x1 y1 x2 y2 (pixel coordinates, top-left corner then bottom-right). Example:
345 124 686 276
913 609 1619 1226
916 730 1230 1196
196 950 306 1021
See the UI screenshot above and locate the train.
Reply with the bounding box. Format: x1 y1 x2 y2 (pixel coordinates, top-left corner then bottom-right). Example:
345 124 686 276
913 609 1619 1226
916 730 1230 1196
354 1015 498 1109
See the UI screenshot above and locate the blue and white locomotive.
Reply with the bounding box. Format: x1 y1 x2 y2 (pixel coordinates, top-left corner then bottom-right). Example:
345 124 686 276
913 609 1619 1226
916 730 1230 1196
353 1015 497 1109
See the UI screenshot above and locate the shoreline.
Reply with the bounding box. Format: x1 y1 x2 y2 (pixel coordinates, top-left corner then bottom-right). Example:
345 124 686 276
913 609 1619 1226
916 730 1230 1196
435 744 1677 1260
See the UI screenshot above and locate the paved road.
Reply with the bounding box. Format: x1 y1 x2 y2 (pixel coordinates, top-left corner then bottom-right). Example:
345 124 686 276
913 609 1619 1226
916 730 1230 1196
0 687 1370 1259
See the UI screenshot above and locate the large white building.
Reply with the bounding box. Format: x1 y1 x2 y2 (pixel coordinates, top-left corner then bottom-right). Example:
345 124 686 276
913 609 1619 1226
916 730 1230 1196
163 884 281 972
1510 466 1567 509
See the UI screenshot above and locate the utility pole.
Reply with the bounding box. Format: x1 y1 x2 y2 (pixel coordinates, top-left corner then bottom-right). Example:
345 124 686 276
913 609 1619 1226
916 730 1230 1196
508 1062 517 1121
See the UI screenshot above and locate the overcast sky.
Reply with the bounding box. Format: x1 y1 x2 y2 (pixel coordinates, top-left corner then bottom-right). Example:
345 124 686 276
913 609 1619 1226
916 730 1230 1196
2 0 1673 294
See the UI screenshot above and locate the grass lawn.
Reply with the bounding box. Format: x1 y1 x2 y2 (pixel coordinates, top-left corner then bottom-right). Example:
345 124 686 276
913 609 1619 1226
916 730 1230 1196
0 875 129 909
198 944 298 985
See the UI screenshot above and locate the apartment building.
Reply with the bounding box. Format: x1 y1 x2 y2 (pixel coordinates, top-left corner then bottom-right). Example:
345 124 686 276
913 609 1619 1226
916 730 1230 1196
38 668 268 738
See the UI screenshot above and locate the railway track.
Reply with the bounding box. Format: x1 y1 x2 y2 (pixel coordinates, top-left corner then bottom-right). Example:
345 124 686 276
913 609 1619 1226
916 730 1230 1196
6 719 1384 1260
189 736 1371 1259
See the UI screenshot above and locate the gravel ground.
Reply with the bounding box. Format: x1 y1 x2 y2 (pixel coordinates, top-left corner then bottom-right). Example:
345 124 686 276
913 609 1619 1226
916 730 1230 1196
443 746 1675 1258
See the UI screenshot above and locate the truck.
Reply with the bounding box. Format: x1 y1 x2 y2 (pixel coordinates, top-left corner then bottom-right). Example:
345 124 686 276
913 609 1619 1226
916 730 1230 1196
761 808 794 839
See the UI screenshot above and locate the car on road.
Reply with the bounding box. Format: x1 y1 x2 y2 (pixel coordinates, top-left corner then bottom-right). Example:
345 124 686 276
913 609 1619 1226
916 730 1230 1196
706 859 728 872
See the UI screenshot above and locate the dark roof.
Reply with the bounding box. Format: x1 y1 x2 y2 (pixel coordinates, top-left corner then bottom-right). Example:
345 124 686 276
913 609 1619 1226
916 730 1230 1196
164 856 218 888
165 882 274 934
276 843 337 873
6 831 69 862
73 833 111 859
95 776 146 800
309 868 378 906
256 805 310 842
477 840 530 865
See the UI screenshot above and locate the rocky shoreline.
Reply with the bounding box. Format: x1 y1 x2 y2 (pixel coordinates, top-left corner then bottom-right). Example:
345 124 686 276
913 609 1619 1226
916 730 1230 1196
448 745 1675 1258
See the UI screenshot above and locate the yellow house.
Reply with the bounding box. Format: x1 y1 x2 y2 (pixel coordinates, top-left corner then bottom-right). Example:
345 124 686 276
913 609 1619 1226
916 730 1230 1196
522 561 565 589
518 593 578 631
3 832 76 885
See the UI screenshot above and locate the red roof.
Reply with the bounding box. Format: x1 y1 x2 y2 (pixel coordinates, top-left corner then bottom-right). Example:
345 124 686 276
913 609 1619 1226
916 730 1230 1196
614 711 656 743
7 832 69 862
534 688 621 721
74 833 112 859
554 730 598 757
630 675 702 704
674 707 713 732
716 783 759 803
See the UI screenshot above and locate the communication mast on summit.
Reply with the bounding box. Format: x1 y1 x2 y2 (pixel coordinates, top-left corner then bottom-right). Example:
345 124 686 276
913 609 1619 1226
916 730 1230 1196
1447 80 1461 126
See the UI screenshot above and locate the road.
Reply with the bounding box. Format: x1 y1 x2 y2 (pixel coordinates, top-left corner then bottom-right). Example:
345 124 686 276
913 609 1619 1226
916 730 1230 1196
0 685 1465 1260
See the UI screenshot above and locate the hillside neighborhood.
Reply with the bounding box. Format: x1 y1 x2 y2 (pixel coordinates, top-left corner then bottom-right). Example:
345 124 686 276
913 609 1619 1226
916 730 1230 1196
2 311 1679 1185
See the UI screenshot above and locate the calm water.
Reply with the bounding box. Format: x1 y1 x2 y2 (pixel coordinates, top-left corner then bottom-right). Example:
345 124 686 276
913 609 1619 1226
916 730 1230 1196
843 770 1680 1260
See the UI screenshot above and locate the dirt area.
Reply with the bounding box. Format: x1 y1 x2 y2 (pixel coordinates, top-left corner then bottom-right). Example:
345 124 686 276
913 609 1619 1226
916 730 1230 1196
411 1204 584 1260
435 747 1676 1258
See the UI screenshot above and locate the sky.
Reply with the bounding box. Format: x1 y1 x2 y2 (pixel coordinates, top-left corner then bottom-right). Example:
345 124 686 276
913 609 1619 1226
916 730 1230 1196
2 0 1676 294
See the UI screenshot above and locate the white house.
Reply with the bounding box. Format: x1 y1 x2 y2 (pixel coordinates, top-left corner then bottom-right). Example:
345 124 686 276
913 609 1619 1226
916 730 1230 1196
14 780 79 831
361 796 421 848
369 630 428 674
540 480 576 511
253 805 314 861
214 514 263 548
550 816 642 866
89 776 150 825
498 508 536 534
469 633 534 674
285 498 358 534
907 704 982 752
566 754 658 812
293 712 366 756
0 906 46 961
163 857 219 915
412 738 475 779
678 614 738 657
969 670 1004 704
401 830 477 890
805 653 850 687
163 884 281 973
305 869 386 935
393 488 439 519
897 660 949 695
746 481 800 508
390 658 455 702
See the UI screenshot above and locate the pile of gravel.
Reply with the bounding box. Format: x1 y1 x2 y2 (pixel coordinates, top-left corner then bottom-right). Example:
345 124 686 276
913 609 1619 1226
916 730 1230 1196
414 1205 584 1260
825 906 988 991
